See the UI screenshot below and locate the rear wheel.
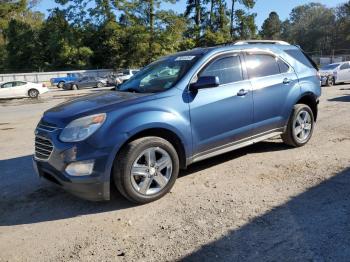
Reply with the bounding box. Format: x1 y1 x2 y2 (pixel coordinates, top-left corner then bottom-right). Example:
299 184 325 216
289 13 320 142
281 104 314 147
58 81 64 88
28 89 39 98
113 137 179 204
96 82 103 88
72 84 78 90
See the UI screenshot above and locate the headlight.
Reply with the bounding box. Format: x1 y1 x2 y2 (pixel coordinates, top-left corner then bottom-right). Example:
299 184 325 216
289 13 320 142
59 113 106 142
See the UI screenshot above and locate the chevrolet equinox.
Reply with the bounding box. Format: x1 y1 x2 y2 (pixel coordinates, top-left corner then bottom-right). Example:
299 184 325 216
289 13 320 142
33 42 321 203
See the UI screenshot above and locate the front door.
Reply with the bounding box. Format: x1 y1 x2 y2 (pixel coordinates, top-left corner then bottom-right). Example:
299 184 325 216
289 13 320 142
337 62 350 83
0 82 15 98
189 53 254 156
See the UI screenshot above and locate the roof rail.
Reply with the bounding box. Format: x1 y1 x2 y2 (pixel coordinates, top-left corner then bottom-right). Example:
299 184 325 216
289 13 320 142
234 40 290 45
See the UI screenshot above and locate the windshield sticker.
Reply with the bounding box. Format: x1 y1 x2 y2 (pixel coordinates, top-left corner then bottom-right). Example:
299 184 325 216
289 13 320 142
175 56 196 61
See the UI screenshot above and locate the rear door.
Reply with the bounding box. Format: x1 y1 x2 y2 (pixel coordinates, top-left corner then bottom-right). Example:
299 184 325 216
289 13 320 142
244 52 299 134
79 77 89 88
337 62 350 82
88 77 98 87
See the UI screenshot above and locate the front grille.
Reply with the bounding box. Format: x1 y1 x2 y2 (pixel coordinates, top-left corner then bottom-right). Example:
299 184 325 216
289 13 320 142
35 136 54 160
37 120 58 132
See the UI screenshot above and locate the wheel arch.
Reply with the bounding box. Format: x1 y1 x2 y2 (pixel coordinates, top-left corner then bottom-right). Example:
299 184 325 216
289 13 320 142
116 127 187 170
295 92 319 121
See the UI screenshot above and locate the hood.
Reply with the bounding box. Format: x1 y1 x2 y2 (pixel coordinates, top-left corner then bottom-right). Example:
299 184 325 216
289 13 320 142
43 91 150 126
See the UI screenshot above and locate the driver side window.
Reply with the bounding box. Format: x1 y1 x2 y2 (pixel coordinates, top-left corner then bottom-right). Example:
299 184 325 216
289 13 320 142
340 63 350 70
1 82 14 88
199 55 243 85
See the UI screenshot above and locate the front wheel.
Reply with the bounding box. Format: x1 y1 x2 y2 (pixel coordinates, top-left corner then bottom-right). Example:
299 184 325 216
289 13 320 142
72 84 78 90
326 76 334 86
96 82 103 88
113 137 179 204
281 104 314 147
58 81 64 88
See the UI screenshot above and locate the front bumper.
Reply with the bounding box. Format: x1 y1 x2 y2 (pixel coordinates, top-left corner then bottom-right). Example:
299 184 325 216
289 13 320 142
33 126 113 201
33 158 109 201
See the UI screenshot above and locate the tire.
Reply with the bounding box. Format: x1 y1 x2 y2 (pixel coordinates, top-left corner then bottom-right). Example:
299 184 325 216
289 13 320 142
72 84 78 90
28 89 39 99
58 81 64 88
113 137 179 204
326 77 334 86
96 82 103 88
281 104 314 147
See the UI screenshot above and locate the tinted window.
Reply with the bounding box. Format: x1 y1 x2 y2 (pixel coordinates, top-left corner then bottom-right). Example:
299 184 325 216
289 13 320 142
278 59 290 73
285 49 317 69
340 63 350 70
14 81 26 86
245 54 280 78
200 56 243 85
1 82 15 88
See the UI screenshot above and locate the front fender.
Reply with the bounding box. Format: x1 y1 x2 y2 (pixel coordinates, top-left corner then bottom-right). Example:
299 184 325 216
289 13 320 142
89 106 192 186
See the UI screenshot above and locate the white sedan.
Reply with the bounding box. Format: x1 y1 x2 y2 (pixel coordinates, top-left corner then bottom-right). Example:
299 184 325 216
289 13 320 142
0 81 49 99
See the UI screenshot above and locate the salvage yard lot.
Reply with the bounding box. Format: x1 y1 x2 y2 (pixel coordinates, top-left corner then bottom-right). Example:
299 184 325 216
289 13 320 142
1 85 350 261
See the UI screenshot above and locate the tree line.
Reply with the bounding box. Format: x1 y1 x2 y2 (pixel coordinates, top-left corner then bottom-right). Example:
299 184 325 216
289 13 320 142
0 0 349 73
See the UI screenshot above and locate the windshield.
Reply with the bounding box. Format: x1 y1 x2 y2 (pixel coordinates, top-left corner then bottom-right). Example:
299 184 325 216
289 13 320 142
321 64 340 70
118 55 200 93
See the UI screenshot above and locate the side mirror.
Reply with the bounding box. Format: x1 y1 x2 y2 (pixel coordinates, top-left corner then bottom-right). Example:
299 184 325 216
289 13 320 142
190 76 220 90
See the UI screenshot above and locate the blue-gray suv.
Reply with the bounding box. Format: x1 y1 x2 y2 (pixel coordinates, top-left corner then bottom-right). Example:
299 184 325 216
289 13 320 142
33 41 321 203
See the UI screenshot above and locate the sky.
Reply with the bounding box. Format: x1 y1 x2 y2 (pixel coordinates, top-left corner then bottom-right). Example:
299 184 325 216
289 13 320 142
34 0 346 29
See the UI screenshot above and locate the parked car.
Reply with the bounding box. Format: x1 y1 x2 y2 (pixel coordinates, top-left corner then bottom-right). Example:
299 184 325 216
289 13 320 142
33 42 321 203
0 81 49 99
116 69 140 83
50 73 83 88
62 76 106 90
320 61 350 86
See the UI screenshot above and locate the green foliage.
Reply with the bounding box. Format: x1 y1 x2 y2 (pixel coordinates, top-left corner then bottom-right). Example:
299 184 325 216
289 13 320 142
285 3 336 53
260 11 282 40
1 0 350 73
234 9 257 40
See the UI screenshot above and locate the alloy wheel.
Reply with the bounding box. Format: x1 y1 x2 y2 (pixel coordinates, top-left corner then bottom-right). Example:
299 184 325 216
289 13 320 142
130 147 173 195
294 110 312 142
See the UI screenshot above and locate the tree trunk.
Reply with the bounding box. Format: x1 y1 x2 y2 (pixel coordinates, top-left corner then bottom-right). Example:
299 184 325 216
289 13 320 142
209 0 214 29
195 0 201 41
230 0 235 38
148 0 154 62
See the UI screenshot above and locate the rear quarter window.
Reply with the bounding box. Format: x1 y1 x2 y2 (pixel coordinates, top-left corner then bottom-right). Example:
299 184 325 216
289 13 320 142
285 49 318 70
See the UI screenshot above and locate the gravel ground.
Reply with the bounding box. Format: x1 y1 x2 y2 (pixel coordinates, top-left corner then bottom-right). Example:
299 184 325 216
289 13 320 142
0 85 350 262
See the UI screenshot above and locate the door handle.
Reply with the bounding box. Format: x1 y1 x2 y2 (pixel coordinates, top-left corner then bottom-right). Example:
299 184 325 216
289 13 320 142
283 78 292 84
237 89 249 96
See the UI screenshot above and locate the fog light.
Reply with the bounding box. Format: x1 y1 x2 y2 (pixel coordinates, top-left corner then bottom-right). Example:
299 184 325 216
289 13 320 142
65 160 95 176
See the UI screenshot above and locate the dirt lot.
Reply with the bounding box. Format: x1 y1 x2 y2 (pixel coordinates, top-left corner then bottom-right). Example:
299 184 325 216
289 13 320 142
0 85 350 262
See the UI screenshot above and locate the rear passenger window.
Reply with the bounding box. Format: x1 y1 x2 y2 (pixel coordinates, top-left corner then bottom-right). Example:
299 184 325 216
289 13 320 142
14 81 26 86
245 54 280 78
200 56 243 85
